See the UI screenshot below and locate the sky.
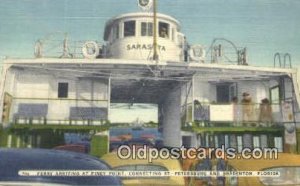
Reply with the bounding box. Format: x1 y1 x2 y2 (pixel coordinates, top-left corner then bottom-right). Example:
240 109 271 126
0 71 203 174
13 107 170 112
0 0 299 122
0 0 299 67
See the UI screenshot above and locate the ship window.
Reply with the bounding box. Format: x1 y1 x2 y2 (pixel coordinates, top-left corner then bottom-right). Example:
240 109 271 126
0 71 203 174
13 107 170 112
274 137 283 152
237 136 243 153
171 27 175 41
253 136 260 148
58 83 68 98
270 86 280 104
124 21 136 37
113 24 119 40
141 22 153 36
159 22 169 38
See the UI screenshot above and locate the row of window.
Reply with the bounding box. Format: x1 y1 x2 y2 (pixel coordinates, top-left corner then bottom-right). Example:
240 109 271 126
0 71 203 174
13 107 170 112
112 21 174 40
197 133 283 153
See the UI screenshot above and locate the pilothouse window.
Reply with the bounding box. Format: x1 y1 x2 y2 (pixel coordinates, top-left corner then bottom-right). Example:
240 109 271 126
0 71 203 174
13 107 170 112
113 24 119 40
159 22 169 38
124 21 136 37
141 22 153 36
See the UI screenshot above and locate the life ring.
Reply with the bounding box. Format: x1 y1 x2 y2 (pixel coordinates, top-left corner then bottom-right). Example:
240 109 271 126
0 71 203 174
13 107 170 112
82 41 99 59
138 0 153 11
189 45 206 62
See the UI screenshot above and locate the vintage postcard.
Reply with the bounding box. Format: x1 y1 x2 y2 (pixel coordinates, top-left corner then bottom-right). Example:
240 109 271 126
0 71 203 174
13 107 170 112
0 0 300 185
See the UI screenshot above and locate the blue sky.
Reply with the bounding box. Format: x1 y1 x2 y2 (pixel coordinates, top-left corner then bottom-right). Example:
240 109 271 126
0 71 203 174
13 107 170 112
0 0 299 67
0 0 299 122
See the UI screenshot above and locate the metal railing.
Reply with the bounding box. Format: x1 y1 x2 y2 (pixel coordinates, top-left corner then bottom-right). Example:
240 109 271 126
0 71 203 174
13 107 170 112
182 101 295 128
6 97 109 126
34 36 104 59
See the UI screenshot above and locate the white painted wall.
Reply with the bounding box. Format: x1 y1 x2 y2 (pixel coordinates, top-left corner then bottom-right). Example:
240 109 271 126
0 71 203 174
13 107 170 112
15 73 51 98
106 16 182 61
4 68 17 96
193 80 213 103
192 80 271 104
284 77 294 99
7 69 108 122
177 76 290 107
109 37 181 61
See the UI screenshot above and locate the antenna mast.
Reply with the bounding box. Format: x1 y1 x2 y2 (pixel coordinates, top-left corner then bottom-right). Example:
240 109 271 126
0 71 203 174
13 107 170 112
152 0 158 62
138 0 158 62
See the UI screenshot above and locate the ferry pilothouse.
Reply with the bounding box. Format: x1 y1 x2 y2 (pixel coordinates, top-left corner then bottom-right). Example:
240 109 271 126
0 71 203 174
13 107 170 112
0 0 299 155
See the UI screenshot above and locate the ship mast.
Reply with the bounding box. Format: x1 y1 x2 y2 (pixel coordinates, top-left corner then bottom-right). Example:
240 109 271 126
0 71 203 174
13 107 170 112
152 0 158 62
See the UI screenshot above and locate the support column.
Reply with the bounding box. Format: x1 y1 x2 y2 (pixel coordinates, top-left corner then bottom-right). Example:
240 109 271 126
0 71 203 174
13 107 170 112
107 77 111 121
162 87 182 147
292 72 300 110
191 76 195 122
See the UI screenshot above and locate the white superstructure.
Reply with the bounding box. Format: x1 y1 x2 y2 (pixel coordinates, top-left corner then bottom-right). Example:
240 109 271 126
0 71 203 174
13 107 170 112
103 12 185 61
0 1 299 152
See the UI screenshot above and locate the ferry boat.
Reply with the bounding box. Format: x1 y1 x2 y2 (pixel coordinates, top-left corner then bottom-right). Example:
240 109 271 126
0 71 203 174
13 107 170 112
0 0 299 155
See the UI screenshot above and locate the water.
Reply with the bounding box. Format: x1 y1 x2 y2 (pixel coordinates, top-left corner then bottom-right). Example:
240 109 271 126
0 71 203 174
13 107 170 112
110 127 162 140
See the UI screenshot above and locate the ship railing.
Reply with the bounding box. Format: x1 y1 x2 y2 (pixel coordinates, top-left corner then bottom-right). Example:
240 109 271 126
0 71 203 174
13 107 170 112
182 101 296 128
34 39 104 59
7 97 109 126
